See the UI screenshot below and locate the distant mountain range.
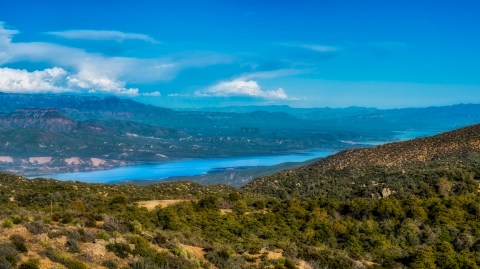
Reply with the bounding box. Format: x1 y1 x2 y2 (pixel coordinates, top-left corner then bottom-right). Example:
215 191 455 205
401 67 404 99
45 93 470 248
190 103 480 131
1 92 480 177
245 124 480 199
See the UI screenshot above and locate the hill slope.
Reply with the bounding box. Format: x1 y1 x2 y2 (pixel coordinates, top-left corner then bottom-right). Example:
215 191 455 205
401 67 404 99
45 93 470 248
244 124 480 199
1 125 480 268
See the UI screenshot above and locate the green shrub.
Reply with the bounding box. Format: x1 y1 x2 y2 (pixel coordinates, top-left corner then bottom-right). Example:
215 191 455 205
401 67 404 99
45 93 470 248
2 218 13 228
106 242 132 258
19 259 40 269
12 215 22 224
44 249 88 269
0 242 20 267
24 221 45 234
128 235 151 256
101 260 118 269
97 231 110 240
10 234 28 253
65 238 80 253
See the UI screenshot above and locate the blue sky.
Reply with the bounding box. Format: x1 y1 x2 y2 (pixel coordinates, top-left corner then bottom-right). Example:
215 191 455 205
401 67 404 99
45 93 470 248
0 0 479 108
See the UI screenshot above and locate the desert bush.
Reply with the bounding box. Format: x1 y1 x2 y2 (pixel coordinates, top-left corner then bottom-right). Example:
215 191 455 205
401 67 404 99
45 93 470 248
2 218 13 228
18 259 40 269
101 259 118 269
103 215 128 232
205 248 246 268
9 234 27 253
44 249 88 269
106 242 133 258
63 228 95 243
0 242 20 268
128 235 152 256
97 231 110 240
65 238 80 253
11 215 22 224
24 221 46 235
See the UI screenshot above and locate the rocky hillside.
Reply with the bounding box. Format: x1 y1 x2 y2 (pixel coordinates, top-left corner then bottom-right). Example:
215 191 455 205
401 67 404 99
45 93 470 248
244 124 480 199
0 109 77 132
310 124 480 170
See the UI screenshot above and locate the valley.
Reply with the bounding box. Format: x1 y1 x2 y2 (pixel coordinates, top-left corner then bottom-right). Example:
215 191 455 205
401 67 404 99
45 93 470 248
1 3 478 268
0 93 472 180
0 125 479 268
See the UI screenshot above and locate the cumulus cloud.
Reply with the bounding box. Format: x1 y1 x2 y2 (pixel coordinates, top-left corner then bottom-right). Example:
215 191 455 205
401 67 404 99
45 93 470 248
0 67 140 96
0 23 230 96
0 67 68 93
66 72 139 96
45 29 159 43
199 79 288 100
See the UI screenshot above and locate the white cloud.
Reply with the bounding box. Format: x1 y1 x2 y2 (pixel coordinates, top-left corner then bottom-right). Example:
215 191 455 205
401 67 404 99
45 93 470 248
167 93 188 97
0 22 18 45
66 72 139 96
0 23 230 96
0 67 139 96
0 67 69 93
199 79 288 100
45 30 160 44
141 91 161 96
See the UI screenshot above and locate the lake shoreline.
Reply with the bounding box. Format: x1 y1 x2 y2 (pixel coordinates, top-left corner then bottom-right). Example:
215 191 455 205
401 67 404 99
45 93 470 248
23 130 442 184
39 150 335 184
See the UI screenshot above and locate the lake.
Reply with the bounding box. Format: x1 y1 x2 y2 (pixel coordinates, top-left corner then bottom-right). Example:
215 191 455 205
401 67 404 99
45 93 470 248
42 129 442 184
44 151 334 183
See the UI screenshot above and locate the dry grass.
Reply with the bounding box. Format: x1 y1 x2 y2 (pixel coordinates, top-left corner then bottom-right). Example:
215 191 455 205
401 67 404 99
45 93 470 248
135 199 193 211
179 243 216 268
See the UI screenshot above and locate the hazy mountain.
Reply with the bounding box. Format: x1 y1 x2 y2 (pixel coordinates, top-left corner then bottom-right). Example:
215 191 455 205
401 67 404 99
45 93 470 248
1 92 480 177
0 108 77 132
195 103 480 130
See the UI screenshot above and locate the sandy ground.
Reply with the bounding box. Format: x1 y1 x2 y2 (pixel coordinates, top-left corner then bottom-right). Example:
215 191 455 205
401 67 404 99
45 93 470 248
136 199 192 210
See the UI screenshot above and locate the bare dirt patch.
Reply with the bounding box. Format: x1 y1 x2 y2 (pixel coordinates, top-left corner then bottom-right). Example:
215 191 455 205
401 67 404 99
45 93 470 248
136 199 192 211
219 209 233 215
179 244 216 269
298 260 313 269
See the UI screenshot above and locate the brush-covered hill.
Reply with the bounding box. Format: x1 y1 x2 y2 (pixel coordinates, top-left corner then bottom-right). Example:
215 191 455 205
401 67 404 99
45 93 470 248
244 124 480 199
2 121 480 268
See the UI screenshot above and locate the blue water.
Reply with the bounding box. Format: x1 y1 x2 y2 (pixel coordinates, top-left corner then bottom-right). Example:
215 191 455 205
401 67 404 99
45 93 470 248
358 130 441 146
42 129 442 184
44 151 333 183
393 130 441 141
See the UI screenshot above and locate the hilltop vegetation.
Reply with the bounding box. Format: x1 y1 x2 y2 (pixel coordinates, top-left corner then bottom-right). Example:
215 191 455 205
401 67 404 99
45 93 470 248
1 124 480 268
0 167 480 268
245 124 480 199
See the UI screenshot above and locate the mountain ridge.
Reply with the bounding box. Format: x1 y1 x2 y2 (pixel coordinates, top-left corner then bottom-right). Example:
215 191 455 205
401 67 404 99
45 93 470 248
244 124 480 199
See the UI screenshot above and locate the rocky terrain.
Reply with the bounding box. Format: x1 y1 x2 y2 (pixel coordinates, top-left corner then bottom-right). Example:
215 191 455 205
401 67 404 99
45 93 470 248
1 126 480 268
0 106 347 176
1 92 480 179
244 124 480 199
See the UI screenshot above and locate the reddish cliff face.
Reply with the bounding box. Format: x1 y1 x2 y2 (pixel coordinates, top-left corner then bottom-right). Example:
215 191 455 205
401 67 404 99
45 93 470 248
0 109 77 132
